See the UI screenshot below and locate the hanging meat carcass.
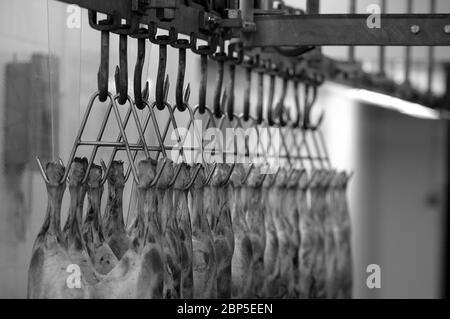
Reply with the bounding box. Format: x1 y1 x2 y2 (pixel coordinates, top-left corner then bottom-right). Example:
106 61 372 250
205 163 234 298
28 161 89 298
335 172 353 299
102 161 131 260
297 170 313 298
323 171 340 298
154 159 184 299
61 158 99 287
173 163 194 298
242 165 266 298
272 168 295 298
308 170 327 299
82 164 118 275
229 164 254 299
93 158 164 298
189 166 218 298
262 172 280 298
283 168 303 298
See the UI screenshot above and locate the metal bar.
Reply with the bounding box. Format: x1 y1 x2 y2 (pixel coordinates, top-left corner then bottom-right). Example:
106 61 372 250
306 0 320 14
77 140 322 160
428 0 437 94
55 0 220 40
244 14 450 47
404 0 413 84
348 0 356 62
307 0 321 55
379 0 386 76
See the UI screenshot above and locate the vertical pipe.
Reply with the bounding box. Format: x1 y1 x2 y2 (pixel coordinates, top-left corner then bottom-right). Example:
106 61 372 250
404 0 413 85
428 0 437 95
348 0 356 63
379 0 386 76
240 0 255 24
306 0 320 14
255 0 272 10
307 0 321 54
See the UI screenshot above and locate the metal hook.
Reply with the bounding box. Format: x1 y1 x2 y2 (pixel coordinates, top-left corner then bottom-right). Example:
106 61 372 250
147 23 177 110
303 79 324 130
190 33 217 56
293 76 302 129
172 38 192 112
190 33 217 114
88 11 120 102
148 22 177 45
226 63 236 122
132 28 150 110
224 43 243 122
197 48 209 114
255 56 265 125
242 57 254 122
155 38 168 110
275 68 289 127
211 51 227 119
112 15 140 106
224 43 242 122
98 30 110 102
115 34 128 105
267 62 278 126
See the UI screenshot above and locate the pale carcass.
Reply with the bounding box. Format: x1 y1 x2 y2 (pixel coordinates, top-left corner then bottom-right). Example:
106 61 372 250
173 163 194 298
242 165 266 298
335 172 353 299
283 169 302 298
308 170 327 299
82 164 118 275
28 161 89 298
297 170 314 298
93 158 164 298
189 166 217 298
155 159 184 299
272 168 295 298
61 158 99 287
205 163 234 298
262 173 281 298
229 164 253 299
102 161 131 260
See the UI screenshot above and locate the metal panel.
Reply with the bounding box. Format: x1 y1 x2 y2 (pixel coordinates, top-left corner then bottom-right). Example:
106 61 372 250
244 14 450 47
56 0 222 39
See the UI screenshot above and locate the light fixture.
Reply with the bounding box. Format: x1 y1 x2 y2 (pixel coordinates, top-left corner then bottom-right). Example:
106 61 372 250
347 89 440 120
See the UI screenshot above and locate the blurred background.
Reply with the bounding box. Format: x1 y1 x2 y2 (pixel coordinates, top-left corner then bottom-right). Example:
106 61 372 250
0 0 448 298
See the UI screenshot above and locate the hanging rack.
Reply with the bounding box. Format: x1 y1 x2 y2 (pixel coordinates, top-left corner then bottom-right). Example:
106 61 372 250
39 0 450 191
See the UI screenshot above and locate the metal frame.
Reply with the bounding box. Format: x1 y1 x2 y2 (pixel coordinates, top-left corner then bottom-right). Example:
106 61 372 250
243 14 450 47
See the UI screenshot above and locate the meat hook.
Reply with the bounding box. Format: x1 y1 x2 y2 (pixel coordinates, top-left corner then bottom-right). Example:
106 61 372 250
266 61 279 127
131 28 150 110
210 48 227 119
112 16 139 105
242 56 254 122
191 34 217 114
225 42 243 122
88 10 120 102
171 37 193 112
